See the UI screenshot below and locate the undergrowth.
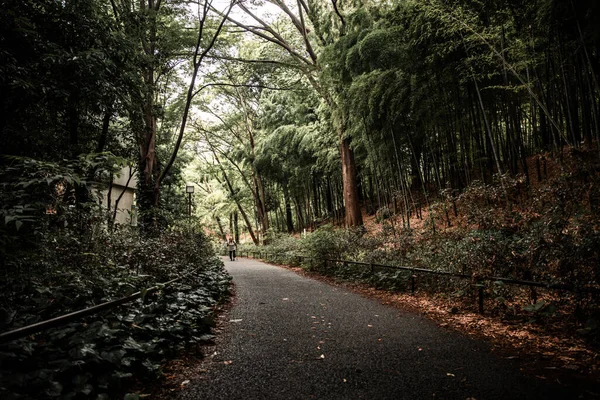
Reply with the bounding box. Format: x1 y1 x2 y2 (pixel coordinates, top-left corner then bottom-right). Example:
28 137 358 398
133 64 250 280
0 157 231 399
253 150 600 344
0 224 230 400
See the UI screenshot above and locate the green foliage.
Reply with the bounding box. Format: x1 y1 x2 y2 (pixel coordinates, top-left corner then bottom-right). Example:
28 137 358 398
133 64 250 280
258 163 599 322
300 225 347 261
0 154 126 263
0 154 230 399
0 226 230 399
0 0 141 160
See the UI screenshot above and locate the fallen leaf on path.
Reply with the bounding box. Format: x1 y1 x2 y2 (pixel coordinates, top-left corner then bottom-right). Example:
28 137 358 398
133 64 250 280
180 380 190 387
229 319 243 323
282 298 289 301
563 364 580 370
446 373 455 377
224 361 233 365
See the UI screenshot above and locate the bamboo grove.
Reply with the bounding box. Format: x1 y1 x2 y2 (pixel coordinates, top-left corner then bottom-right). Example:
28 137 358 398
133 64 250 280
2 0 598 242
192 0 600 242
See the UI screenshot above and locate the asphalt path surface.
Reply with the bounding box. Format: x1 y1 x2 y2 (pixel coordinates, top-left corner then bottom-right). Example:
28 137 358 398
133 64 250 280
176 257 573 400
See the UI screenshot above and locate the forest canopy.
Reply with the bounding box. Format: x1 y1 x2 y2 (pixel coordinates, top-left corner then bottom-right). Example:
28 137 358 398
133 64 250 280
2 0 599 238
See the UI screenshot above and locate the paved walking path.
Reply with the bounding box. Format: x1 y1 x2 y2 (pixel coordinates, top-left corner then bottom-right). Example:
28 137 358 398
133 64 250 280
176 257 571 400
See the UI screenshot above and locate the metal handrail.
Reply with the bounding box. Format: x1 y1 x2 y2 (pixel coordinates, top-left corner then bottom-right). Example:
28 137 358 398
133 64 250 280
0 266 203 343
322 257 597 292
239 251 600 313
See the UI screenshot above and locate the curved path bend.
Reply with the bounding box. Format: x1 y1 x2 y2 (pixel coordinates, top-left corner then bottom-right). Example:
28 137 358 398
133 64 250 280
176 257 571 400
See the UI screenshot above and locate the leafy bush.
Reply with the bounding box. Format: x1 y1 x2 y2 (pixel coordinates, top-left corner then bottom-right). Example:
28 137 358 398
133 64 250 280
0 157 231 399
0 227 230 400
257 161 600 323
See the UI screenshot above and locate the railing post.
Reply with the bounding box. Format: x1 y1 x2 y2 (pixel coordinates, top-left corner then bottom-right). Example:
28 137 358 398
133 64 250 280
411 274 416 295
530 287 538 304
370 263 374 274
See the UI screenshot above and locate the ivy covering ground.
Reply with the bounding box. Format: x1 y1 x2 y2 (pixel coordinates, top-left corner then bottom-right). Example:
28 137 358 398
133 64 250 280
0 226 230 400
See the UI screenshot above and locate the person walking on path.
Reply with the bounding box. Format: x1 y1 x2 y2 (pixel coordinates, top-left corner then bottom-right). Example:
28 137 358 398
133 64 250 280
227 238 237 261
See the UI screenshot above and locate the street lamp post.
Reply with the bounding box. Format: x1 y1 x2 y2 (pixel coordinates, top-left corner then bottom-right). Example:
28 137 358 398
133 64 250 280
186 185 194 217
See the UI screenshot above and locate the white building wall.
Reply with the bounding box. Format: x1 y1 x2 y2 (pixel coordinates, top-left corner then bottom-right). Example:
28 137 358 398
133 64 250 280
99 167 138 226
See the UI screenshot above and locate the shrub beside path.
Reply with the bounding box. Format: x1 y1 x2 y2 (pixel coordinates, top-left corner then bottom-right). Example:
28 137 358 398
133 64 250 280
173 257 574 400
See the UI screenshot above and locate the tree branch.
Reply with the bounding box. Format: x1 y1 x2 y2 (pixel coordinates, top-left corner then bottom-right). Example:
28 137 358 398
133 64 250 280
331 0 345 28
193 82 309 98
158 0 234 186
268 0 317 63
206 54 304 70
210 4 314 66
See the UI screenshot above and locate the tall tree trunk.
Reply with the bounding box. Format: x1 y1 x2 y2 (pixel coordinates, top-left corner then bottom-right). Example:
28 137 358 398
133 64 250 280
283 185 294 233
312 174 320 220
340 136 363 227
234 211 240 243
215 216 226 241
210 146 259 245
293 195 305 231
136 2 160 231
325 176 334 216
221 171 258 245
253 172 270 236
